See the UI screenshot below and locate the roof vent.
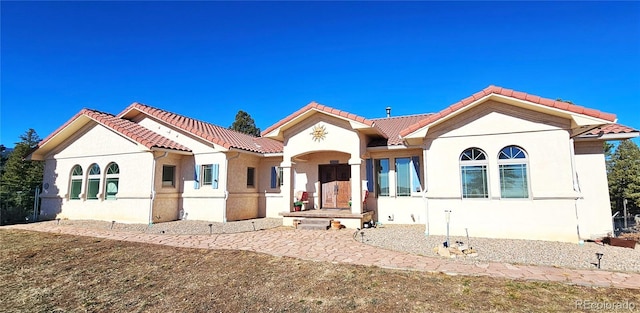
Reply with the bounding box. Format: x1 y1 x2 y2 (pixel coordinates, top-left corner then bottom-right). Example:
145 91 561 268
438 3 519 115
386 107 391 118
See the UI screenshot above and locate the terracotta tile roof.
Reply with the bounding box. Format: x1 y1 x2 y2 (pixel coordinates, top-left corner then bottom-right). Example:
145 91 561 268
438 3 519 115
399 85 618 137
119 103 283 154
370 114 434 146
582 124 639 136
261 101 386 138
38 109 192 152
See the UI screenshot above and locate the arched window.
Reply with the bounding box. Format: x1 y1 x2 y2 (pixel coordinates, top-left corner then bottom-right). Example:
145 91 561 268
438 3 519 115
69 165 83 200
460 148 489 198
105 162 119 200
498 146 529 198
86 163 101 200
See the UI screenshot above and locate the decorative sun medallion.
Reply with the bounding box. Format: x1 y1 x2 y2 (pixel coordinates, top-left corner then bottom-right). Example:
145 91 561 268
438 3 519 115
310 124 328 142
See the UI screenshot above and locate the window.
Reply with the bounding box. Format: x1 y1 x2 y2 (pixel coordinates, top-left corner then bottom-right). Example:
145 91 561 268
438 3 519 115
105 162 119 200
195 164 219 189
498 146 529 198
202 164 213 185
375 159 389 196
395 156 421 196
69 165 83 200
247 167 255 187
460 148 489 199
162 165 175 187
87 163 101 200
270 166 284 189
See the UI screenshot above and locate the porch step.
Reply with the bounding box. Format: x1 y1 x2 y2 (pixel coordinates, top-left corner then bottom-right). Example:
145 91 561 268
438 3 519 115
296 218 331 230
297 224 330 230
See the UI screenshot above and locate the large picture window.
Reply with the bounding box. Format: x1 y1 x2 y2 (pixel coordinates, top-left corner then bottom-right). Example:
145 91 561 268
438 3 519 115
375 159 389 197
105 162 119 200
498 146 529 198
460 148 488 199
69 165 83 200
86 163 101 200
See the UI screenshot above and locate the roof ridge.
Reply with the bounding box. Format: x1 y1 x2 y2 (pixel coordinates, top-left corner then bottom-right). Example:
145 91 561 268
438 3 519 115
398 85 618 138
132 102 262 138
371 113 434 121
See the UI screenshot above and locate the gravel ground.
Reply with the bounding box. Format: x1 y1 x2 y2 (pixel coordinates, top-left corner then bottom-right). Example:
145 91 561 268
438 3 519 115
359 224 640 273
42 218 284 235
35 219 640 273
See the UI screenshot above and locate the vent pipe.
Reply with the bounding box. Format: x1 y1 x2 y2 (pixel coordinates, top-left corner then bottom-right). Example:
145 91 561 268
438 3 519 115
386 107 391 117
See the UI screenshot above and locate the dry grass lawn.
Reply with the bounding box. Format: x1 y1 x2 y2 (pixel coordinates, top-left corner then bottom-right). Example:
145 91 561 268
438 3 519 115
1 229 638 312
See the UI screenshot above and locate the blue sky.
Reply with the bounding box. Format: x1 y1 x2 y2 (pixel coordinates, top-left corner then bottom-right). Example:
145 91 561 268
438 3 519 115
1 1 639 146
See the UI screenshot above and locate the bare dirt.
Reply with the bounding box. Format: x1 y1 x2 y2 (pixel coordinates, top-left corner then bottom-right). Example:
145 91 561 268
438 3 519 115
1 229 639 312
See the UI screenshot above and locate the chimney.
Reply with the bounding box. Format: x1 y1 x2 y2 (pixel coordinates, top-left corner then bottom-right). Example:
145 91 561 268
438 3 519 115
386 107 391 118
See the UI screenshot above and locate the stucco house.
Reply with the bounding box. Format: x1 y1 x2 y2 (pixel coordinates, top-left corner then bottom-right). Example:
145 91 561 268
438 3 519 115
29 85 638 242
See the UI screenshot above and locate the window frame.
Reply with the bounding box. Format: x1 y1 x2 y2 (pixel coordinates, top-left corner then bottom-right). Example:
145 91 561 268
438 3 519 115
69 165 83 200
459 148 489 199
375 158 390 197
104 162 119 200
86 163 101 200
162 165 176 187
247 167 255 188
498 145 530 199
202 164 213 186
394 156 422 197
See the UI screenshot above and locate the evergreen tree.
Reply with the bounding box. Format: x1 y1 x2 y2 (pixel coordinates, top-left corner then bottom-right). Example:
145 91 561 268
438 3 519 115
0 129 44 225
607 140 640 215
229 110 260 137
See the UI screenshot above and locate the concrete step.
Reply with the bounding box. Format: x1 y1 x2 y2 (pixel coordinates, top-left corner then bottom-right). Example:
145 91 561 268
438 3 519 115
298 218 332 225
297 224 330 231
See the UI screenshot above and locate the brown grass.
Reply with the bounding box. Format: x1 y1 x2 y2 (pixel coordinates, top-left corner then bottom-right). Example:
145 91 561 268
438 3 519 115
1 229 638 313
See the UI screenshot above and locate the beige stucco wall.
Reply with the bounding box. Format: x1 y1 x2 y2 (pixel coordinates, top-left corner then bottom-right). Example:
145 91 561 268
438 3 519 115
152 154 183 223
278 113 366 213
40 122 154 223
225 152 261 221
574 140 614 238
259 157 284 218
179 151 227 222
368 102 603 242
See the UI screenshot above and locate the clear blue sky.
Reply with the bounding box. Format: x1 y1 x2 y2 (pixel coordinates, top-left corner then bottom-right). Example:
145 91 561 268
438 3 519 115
1 1 639 146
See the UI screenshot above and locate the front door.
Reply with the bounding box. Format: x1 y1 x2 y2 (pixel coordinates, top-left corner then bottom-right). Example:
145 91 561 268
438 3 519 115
320 164 351 209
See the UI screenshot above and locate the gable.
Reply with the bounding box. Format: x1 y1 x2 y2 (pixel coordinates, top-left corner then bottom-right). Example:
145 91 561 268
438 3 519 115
48 122 145 159
427 100 571 139
284 113 361 156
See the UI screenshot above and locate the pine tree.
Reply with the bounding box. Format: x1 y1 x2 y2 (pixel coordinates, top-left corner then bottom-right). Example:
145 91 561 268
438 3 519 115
0 129 44 225
229 110 260 137
607 140 640 215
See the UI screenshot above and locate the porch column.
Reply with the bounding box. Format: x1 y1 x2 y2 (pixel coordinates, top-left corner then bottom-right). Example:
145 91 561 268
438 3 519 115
349 158 362 214
280 161 293 213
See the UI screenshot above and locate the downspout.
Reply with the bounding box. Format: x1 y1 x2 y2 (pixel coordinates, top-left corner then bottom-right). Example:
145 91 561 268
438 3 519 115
422 148 430 236
223 151 241 223
569 138 582 242
149 151 168 225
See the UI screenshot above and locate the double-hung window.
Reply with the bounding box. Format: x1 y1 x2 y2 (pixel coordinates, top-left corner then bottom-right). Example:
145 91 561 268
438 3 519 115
460 148 489 199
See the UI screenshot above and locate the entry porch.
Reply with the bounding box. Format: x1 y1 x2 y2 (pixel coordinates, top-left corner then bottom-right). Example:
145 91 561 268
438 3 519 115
280 208 374 229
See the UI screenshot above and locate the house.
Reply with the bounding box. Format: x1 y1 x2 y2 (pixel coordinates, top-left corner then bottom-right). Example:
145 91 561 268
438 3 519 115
29 86 638 242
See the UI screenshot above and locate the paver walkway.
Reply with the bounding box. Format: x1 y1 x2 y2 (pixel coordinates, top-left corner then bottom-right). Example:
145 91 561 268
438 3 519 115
5 223 640 289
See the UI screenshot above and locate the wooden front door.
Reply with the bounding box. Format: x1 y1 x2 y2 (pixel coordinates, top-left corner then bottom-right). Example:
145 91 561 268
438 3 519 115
320 164 351 209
